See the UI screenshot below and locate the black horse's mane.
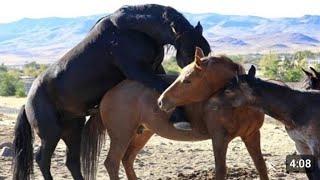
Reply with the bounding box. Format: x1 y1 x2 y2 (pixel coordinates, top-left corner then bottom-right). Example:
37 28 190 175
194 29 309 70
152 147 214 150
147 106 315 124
90 4 194 44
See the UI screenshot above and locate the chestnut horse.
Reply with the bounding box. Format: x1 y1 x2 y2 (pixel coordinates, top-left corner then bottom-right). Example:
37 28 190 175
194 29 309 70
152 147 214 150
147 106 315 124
83 48 268 180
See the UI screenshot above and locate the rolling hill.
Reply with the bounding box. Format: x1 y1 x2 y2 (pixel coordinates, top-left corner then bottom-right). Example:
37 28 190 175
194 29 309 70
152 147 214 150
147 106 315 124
0 13 319 65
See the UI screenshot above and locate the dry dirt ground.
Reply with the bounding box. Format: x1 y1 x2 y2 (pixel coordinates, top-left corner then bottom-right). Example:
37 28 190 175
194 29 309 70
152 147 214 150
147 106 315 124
0 96 307 179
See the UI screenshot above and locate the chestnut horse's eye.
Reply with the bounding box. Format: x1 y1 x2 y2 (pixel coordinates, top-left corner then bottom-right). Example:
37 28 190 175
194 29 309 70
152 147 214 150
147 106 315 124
182 79 191 84
224 89 233 95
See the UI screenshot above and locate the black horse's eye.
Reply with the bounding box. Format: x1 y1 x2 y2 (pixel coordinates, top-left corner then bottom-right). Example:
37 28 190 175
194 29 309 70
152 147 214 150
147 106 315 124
182 79 191 84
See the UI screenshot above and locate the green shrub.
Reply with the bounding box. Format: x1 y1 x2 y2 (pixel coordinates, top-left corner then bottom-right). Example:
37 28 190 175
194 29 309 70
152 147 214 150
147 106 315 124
0 72 26 97
162 57 181 75
258 52 307 82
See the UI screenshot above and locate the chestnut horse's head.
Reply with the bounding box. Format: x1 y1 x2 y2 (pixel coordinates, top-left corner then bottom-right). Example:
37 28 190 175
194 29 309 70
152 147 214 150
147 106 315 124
158 47 245 112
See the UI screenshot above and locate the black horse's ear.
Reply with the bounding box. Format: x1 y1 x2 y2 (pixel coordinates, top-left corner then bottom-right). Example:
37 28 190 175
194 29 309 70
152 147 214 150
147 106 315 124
310 67 320 79
195 21 203 34
302 68 313 78
248 65 256 79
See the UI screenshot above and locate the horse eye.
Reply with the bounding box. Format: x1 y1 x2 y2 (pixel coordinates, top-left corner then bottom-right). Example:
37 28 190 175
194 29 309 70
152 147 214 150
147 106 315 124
224 89 233 95
182 79 191 84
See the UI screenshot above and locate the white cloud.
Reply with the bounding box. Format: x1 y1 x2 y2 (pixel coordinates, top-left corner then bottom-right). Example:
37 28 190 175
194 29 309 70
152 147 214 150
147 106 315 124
1 0 320 23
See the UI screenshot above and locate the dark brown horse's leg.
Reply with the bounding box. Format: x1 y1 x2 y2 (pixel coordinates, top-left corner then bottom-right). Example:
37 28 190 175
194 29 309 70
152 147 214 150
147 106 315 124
212 129 231 180
62 118 85 180
122 131 153 180
242 131 269 180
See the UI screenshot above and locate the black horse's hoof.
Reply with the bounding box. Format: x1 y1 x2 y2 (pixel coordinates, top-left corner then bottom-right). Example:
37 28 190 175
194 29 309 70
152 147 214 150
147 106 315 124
173 122 192 131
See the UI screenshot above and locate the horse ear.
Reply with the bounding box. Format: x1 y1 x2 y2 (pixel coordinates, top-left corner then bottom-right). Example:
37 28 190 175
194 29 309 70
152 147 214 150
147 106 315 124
302 68 313 78
248 65 256 78
195 21 203 34
310 67 320 79
235 74 239 83
194 47 204 68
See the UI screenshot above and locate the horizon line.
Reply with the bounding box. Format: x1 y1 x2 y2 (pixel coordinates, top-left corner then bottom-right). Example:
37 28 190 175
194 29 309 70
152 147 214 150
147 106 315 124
2 12 320 24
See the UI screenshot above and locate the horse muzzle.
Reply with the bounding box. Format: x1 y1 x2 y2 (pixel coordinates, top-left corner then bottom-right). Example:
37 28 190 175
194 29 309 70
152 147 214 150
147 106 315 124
157 96 176 113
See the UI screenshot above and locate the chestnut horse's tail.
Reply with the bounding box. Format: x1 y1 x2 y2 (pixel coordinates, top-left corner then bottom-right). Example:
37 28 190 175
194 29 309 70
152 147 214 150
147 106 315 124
81 110 106 180
12 105 34 180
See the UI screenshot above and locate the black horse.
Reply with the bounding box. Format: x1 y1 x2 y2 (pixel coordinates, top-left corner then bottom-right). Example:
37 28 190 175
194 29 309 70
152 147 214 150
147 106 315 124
12 4 210 180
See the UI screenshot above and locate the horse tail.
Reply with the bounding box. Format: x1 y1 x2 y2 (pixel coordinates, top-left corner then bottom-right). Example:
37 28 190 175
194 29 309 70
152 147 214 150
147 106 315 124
81 109 106 180
12 105 34 180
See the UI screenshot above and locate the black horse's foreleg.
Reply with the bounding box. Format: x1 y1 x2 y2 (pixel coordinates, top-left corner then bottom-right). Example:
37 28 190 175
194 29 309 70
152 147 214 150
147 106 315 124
116 62 169 92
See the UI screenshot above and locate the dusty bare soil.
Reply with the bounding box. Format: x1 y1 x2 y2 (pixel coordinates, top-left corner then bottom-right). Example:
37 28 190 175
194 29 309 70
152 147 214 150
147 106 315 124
0 96 307 179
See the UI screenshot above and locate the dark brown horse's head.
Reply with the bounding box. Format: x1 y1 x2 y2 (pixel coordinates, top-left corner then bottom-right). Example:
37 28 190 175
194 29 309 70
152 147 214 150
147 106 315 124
174 22 211 67
209 65 258 109
158 47 244 112
302 67 320 90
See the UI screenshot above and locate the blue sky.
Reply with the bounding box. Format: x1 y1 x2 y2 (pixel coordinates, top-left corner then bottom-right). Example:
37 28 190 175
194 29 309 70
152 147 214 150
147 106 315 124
1 0 320 23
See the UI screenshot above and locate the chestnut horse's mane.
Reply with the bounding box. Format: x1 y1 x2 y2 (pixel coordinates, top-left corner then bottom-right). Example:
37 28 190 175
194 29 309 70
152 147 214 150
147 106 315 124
204 55 246 75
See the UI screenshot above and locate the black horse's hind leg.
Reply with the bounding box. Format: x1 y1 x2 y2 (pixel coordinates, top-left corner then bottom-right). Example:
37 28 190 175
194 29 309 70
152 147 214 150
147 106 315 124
36 135 61 180
26 86 62 180
62 118 85 180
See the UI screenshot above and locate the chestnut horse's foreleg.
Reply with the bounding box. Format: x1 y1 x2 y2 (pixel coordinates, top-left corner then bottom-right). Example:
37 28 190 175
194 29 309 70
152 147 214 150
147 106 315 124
212 129 231 180
122 131 154 180
242 131 269 180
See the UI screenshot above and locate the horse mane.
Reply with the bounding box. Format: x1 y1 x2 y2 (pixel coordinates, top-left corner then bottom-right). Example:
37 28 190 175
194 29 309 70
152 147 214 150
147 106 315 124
204 55 246 75
108 4 193 44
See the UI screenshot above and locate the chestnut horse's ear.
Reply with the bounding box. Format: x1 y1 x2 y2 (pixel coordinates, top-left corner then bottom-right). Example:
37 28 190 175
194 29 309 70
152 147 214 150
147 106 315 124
302 68 313 78
310 67 320 79
248 65 256 79
194 47 205 69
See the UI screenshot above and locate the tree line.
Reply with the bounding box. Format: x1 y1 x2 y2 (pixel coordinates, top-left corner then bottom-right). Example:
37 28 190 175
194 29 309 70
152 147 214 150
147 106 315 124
163 50 320 82
0 62 48 97
0 50 318 97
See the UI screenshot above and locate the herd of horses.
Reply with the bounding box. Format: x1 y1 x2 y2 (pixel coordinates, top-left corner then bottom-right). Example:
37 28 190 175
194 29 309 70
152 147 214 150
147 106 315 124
10 4 320 180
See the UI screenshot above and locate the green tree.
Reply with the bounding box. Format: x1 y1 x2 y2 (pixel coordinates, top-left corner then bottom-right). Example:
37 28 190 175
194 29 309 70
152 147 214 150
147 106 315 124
0 71 26 97
162 57 181 75
0 63 7 73
259 52 280 79
23 61 48 78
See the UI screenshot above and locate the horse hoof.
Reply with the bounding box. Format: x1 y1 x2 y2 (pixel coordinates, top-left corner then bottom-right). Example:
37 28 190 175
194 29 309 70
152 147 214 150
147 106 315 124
173 122 192 131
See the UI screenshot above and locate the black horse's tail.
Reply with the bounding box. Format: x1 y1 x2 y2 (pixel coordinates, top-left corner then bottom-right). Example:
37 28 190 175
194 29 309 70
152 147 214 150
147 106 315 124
81 110 106 180
12 105 34 180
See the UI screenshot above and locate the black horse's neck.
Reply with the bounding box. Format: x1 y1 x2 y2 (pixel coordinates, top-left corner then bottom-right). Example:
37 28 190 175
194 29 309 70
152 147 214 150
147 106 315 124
109 4 194 45
251 78 319 127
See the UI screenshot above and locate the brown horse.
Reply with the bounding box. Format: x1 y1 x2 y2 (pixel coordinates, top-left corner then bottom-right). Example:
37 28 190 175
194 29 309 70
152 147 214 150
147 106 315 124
82 48 268 180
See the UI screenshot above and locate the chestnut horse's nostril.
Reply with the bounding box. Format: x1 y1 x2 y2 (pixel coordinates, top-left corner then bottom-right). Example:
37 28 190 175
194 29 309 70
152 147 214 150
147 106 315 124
158 100 162 107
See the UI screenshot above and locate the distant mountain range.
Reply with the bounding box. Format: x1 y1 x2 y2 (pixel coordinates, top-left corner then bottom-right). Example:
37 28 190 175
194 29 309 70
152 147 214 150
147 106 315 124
0 13 320 65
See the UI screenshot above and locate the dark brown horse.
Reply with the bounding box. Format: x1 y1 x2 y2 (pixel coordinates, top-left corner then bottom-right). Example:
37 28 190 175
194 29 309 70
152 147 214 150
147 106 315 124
210 66 320 179
12 4 210 180
302 67 320 90
85 48 268 179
